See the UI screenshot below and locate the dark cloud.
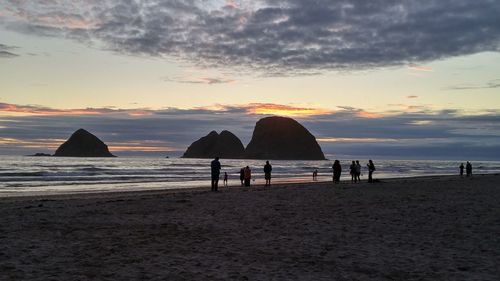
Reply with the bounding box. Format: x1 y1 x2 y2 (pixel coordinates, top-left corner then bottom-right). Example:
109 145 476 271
2 0 499 74
1 102 500 159
0 43 19 58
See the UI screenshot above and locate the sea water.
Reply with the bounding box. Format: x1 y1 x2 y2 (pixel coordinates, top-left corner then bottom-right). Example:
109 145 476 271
1 156 499 196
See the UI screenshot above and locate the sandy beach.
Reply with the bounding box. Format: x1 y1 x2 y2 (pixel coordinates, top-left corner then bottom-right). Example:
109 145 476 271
1 174 499 280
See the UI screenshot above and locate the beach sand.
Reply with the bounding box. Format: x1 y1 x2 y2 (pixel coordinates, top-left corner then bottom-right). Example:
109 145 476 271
1 174 499 280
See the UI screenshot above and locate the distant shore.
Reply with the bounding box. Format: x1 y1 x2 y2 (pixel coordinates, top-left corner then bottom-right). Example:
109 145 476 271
1 173 499 279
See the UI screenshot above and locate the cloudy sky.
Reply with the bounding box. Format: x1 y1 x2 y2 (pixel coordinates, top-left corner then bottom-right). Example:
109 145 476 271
1 0 499 159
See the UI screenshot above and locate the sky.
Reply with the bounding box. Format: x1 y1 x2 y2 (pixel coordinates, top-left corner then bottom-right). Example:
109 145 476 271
1 0 500 159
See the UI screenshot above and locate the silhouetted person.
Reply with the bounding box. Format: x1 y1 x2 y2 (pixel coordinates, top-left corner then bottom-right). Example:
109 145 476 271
350 161 356 183
355 160 361 182
239 168 245 186
332 160 342 184
313 169 318 181
244 166 252 187
211 157 221 191
367 160 375 183
223 172 228 187
264 161 272 186
459 163 465 177
466 161 472 177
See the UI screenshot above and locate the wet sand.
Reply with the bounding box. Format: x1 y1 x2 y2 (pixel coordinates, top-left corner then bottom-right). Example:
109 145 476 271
1 174 499 280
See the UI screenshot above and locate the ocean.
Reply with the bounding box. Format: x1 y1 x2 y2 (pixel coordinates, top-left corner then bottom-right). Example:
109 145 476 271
1 156 499 196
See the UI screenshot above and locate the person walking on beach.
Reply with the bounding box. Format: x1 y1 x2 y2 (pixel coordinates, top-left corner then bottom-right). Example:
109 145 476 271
355 160 361 183
264 161 272 186
239 168 245 186
223 172 228 187
466 161 472 177
332 160 342 184
459 163 465 177
313 169 318 181
367 160 375 183
211 157 221 191
244 166 252 187
350 161 356 183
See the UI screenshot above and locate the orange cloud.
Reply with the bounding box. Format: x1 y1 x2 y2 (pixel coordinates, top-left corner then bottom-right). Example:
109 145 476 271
0 137 64 150
108 140 178 152
0 103 107 117
355 110 385 119
408 64 433 72
246 103 332 117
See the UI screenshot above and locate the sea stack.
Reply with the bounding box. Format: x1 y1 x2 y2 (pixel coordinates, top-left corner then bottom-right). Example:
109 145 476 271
244 116 325 160
183 130 245 159
54 129 115 157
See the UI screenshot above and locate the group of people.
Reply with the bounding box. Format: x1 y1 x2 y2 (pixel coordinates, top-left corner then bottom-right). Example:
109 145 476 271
210 158 273 192
332 159 376 184
211 158 474 191
459 161 473 177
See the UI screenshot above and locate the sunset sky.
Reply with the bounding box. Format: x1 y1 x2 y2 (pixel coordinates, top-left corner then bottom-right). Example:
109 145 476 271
1 0 500 159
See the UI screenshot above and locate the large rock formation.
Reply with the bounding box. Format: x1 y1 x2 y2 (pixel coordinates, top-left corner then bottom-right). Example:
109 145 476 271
182 130 244 159
244 116 325 160
54 129 115 157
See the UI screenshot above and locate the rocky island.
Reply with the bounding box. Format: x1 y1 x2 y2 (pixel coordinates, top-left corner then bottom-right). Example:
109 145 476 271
244 116 325 160
54 129 115 157
182 130 244 159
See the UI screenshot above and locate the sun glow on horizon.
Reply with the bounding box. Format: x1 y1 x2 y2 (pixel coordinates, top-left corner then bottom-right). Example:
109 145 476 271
246 103 332 117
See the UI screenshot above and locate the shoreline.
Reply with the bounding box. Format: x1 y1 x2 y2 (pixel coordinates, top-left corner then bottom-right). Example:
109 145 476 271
1 173 496 201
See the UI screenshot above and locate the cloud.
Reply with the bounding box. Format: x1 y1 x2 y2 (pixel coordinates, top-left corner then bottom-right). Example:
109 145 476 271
0 43 19 58
1 102 500 159
408 64 433 72
165 76 236 85
407 95 418 99
447 79 500 90
2 0 500 74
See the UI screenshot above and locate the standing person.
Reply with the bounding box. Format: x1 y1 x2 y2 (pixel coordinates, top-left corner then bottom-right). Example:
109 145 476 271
367 160 375 183
349 161 356 183
223 172 228 187
264 161 272 186
332 160 342 184
313 169 318 181
466 161 472 177
244 166 252 187
355 160 361 183
211 157 221 191
459 163 465 177
239 168 245 186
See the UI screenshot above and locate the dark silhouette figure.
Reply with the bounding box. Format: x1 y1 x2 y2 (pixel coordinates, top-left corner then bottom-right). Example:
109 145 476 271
223 172 228 187
264 161 272 186
211 157 221 191
244 166 252 187
350 161 356 183
367 160 375 183
239 168 245 185
332 160 342 184
466 161 472 177
313 169 318 181
459 163 465 177
355 160 361 182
